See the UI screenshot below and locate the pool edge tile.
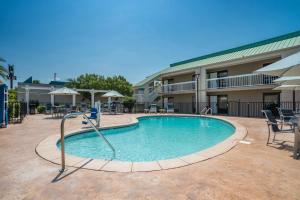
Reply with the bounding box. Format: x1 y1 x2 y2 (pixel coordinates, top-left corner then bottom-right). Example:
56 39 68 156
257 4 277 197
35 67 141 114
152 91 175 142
158 158 189 170
132 161 161 172
101 160 132 172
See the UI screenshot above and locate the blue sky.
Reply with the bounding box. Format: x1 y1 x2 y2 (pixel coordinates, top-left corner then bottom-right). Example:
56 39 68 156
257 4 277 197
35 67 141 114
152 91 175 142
1 0 300 84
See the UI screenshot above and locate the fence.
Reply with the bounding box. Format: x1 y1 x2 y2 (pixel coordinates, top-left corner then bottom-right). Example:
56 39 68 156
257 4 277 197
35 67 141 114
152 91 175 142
8 102 27 123
133 101 300 118
9 101 299 119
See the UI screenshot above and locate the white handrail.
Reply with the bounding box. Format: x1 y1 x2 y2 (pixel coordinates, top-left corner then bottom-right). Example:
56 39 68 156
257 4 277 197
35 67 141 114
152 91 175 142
200 107 207 115
206 73 278 89
205 108 212 115
60 112 115 172
163 80 195 86
162 81 196 93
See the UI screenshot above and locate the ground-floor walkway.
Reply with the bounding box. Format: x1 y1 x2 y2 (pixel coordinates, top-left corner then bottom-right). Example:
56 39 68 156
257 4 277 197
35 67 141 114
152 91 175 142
0 114 299 200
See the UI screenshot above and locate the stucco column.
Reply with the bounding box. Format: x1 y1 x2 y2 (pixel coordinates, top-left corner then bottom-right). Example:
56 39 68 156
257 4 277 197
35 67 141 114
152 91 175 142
197 67 207 112
195 68 200 113
25 85 30 114
50 86 55 106
72 94 76 106
90 89 95 107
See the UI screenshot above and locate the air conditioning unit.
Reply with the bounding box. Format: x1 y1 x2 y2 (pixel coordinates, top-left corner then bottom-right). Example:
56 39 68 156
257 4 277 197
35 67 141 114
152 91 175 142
154 80 162 87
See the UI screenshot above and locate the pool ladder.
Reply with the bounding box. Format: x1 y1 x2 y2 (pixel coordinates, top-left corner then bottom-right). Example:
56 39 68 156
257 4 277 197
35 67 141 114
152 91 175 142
60 112 115 172
200 107 212 115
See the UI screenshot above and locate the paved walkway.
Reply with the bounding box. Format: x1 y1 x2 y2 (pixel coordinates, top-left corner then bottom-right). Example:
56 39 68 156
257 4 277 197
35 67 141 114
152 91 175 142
0 114 299 200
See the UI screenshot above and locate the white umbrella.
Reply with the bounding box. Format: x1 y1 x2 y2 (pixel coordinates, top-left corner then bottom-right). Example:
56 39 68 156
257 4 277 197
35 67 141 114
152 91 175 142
273 76 300 85
255 51 300 76
102 91 124 114
49 87 79 95
273 85 300 91
102 90 124 98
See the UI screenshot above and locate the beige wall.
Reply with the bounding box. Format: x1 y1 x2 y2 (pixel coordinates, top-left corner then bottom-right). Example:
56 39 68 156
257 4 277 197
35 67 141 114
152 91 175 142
206 57 280 77
162 73 194 84
168 93 194 103
164 93 195 113
207 89 279 102
164 89 298 104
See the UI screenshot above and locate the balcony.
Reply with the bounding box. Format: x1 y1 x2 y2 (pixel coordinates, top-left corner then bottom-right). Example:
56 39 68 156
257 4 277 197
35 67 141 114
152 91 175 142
206 73 278 90
133 93 145 103
161 81 196 94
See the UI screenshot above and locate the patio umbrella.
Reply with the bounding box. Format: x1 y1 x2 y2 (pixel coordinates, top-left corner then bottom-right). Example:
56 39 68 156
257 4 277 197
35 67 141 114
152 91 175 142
102 90 124 98
102 91 124 114
255 51 300 76
49 87 79 106
273 85 300 91
273 76 300 85
49 87 79 95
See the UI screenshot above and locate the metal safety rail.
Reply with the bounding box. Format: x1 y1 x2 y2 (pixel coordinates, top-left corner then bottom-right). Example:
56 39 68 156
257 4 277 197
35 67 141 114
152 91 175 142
200 107 212 115
200 107 207 115
60 112 115 172
205 108 212 115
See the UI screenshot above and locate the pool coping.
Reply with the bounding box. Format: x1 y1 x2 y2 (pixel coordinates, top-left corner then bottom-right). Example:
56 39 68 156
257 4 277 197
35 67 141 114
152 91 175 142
35 114 247 172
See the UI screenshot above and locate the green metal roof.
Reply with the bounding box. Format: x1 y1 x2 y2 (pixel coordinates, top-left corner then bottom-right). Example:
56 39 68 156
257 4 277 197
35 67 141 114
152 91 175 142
135 30 300 87
165 30 300 74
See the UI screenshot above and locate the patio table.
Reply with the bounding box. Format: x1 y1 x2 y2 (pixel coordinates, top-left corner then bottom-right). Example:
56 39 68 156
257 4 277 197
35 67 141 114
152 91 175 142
52 106 66 118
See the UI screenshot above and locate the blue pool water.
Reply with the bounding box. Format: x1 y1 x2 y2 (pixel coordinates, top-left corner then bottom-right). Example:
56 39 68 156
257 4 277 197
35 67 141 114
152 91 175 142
57 116 235 162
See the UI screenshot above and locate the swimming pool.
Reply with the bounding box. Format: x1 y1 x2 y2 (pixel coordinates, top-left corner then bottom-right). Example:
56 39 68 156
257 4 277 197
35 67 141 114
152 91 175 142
57 116 235 162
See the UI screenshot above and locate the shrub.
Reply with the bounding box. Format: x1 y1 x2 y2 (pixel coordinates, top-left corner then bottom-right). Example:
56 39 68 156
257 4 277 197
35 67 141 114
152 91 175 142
37 105 46 113
123 96 136 112
8 102 20 119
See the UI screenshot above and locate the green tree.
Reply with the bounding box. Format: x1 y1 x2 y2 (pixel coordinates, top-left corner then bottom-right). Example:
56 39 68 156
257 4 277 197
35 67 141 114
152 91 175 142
32 80 40 84
66 74 133 98
0 57 8 81
123 96 136 112
8 89 17 102
106 75 133 96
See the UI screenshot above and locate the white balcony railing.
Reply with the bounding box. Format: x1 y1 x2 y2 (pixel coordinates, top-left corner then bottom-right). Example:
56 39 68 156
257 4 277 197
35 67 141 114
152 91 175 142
206 73 278 89
133 94 145 103
162 81 196 93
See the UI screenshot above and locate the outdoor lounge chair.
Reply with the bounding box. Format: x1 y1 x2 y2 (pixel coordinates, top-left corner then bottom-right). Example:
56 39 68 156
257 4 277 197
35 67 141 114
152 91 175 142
262 110 294 145
166 103 174 113
277 108 297 129
149 104 157 113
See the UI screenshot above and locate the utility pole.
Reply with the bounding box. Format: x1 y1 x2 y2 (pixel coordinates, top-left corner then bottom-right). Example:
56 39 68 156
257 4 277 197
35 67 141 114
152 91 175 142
7 64 16 89
54 73 57 81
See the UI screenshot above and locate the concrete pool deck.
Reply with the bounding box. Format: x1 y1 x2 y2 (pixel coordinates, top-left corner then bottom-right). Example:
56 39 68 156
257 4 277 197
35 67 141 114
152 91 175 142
0 114 300 199
36 115 247 172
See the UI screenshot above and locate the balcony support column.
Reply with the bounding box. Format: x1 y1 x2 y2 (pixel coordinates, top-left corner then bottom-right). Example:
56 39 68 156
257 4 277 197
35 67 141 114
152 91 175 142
198 68 207 112
195 72 200 114
90 89 95 108
25 85 30 114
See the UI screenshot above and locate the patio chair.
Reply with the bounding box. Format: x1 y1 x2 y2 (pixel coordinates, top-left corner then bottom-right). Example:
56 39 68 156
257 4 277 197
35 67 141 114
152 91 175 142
51 106 58 118
46 103 52 114
81 103 87 112
262 110 294 145
149 104 157 114
82 107 98 124
166 103 174 113
110 102 117 114
70 106 77 113
277 107 297 129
